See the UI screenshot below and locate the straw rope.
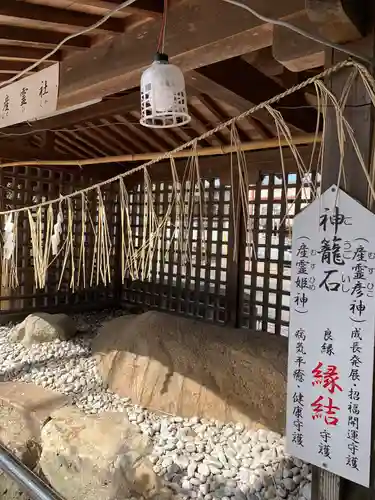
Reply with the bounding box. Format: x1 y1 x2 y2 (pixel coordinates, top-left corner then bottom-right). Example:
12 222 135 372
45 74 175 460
1 57 375 291
0 58 358 216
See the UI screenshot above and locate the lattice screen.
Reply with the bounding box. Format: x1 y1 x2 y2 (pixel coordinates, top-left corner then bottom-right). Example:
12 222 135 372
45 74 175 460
122 178 231 323
0 166 118 315
239 172 317 335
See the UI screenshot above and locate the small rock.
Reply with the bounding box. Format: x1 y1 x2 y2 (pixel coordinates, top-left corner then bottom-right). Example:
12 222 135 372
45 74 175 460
301 464 310 477
200 484 210 495
283 478 296 491
264 486 276 499
182 479 191 491
186 443 197 453
253 479 263 492
283 468 293 479
198 464 210 477
190 478 201 487
188 462 198 477
276 485 287 498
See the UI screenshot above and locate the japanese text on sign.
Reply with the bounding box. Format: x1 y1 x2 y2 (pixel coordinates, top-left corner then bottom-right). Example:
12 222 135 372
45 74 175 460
286 185 375 487
0 64 59 129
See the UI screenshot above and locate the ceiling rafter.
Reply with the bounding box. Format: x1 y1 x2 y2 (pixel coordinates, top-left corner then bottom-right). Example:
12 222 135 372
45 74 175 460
186 70 277 137
55 0 164 17
96 118 148 154
195 57 318 133
113 113 171 152
0 59 52 74
58 0 306 107
0 45 61 62
91 118 138 154
0 25 92 48
197 93 250 143
79 123 125 156
0 1 126 34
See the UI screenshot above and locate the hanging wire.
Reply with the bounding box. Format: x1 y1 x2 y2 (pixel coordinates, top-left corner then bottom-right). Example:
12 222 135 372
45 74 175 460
0 0 140 89
162 0 168 53
220 0 372 65
157 0 168 53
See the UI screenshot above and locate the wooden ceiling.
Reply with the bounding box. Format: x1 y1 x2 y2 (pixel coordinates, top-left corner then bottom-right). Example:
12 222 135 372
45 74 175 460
0 0 165 82
0 0 371 172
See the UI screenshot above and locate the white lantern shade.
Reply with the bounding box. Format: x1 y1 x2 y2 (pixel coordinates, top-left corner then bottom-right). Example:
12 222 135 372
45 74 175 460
140 54 191 129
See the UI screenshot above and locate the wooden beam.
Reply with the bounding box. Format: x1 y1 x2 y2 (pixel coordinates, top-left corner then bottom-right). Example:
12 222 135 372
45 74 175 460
0 26 91 48
186 69 276 137
58 0 307 107
195 57 318 133
273 0 373 72
0 60 51 74
306 0 371 41
272 12 325 72
0 1 125 34
0 91 140 137
313 35 375 500
0 139 67 161
62 0 163 17
0 46 61 62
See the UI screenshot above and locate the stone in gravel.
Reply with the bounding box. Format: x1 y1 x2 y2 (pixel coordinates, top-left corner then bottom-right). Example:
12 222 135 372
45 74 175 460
176 455 189 469
301 464 310 477
182 479 191 491
283 478 296 491
239 468 252 483
10 313 76 346
294 475 303 485
186 442 197 453
253 478 263 492
200 484 210 495
188 461 198 477
190 478 201 487
276 485 288 498
264 486 276 499
40 406 170 500
222 469 236 479
209 465 221 475
223 427 235 438
164 440 177 451
283 467 293 478
198 463 210 477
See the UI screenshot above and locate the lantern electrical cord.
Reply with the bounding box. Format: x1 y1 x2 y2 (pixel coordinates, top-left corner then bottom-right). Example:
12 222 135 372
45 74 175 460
157 0 168 53
0 0 140 89
220 0 373 65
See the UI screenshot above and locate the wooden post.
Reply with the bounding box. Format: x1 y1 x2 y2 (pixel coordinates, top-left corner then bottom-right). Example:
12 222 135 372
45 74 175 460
314 36 375 500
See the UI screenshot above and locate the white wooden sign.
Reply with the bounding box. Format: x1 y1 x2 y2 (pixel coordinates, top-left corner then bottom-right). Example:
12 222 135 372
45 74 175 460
286 185 375 487
0 63 59 128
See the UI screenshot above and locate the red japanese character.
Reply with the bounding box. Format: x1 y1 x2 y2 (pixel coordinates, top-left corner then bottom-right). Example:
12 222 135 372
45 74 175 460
323 365 343 394
324 397 340 426
311 396 340 426
312 362 324 386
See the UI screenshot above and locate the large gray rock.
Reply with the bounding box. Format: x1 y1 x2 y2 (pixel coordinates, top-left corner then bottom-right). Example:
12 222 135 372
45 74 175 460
93 312 288 433
0 382 68 499
40 406 171 500
10 313 76 346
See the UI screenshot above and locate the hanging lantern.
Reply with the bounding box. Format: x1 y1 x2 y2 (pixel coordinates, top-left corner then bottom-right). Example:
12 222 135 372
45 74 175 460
140 53 191 129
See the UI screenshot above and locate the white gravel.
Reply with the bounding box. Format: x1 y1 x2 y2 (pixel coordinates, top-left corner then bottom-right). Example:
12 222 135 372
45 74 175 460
0 311 312 500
